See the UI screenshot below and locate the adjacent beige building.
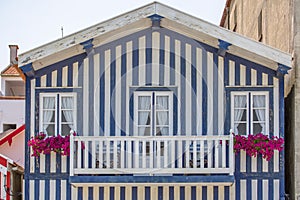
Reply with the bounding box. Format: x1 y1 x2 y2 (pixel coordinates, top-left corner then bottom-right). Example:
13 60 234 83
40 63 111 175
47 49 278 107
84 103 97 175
220 0 300 199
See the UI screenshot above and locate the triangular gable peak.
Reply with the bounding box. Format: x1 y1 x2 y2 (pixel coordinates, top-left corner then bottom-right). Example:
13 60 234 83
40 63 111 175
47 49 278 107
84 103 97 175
18 2 291 75
1 65 21 77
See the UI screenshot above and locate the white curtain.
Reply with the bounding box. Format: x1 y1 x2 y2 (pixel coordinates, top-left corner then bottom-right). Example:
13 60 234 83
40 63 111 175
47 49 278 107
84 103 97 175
156 96 169 136
138 96 151 136
43 97 55 131
233 95 247 134
253 95 266 133
61 97 74 130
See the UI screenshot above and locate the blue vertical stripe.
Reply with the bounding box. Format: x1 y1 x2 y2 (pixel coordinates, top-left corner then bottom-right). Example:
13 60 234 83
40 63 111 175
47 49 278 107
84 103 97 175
99 53 105 136
158 186 163 199
132 39 139 86
34 180 40 200
191 186 196 200
213 186 218 200
246 66 251 85
88 187 93 200
146 33 152 85
45 179 50 200
180 42 186 135
57 67 62 87
78 187 83 200
46 72 52 87
145 186 151 200
110 187 115 200
235 61 240 85
191 46 197 135
110 48 116 136
99 187 104 200
56 180 61 200
78 59 84 135
67 180 71 199
121 45 127 136
202 186 207 200
169 186 174 200
257 71 262 85
132 187 137 200
202 49 207 135
180 186 185 200
258 179 263 200
213 53 218 135
235 179 241 200
224 186 230 200
159 33 165 86
120 187 125 200
279 77 285 198
246 179 251 200
89 53 94 136
68 64 73 87
169 37 175 85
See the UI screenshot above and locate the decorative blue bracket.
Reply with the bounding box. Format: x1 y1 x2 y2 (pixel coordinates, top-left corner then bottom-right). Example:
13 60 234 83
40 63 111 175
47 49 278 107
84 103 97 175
276 63 291 77
148 14 164 30
80 39 94 54
20 63 35 78
218 39 232 57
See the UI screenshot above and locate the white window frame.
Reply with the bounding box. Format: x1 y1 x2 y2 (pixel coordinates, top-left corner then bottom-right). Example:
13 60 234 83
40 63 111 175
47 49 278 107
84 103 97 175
230 91 269 135
39 93 77 136
134 91 173 137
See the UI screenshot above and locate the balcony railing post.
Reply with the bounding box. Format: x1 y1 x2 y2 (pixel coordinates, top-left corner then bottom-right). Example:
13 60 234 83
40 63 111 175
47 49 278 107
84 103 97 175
69 133 74 176
229 132 234 175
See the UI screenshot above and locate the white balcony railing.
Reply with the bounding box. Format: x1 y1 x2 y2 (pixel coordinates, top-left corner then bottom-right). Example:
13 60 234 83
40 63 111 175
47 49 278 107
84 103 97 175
70 135 234 176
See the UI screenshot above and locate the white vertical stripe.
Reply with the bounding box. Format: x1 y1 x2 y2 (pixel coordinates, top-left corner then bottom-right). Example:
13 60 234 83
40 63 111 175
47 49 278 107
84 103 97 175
262 159 268 172
41 75 46 87
196 48 202 135
240 151 246 172
251 157 257 172
73 62 79 87
151 186 158 200
61 180 67 200
39 180 45 199
175 40 181 135
138 186 144 200
50 152 56 173
207 185 213 200
185 44 192 136
71 185 78 200
139 36 146 86
126 186 132 199
218 186 224 200
83 186 88 199
263 180 269 200
115 186 120 200
52 70 57 87
229 60 235 86
104 186 109 200
218 56 224 135
126 42 132 136
252 179 257 200
163 186 168 200
251 69 257 86
152 32 160 85
104 50 111 136
115 46 122 136
61 156 67 173
30 180 35 199
196 185 202 200
62 66 68 87
174 186 180 200
240 64 246 86
274 179 280 200
50 180 56 200
40 154 45 173
240 180 246 200
94 53 100 136
262 73 268 85
83 58 89 136
164 36 170 86
230 182 236 200
207 52 213 135
30 80 35 173
185 186 191 200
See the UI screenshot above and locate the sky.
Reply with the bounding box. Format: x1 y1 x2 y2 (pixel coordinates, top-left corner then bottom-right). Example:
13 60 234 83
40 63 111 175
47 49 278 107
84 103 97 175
0 0 226 70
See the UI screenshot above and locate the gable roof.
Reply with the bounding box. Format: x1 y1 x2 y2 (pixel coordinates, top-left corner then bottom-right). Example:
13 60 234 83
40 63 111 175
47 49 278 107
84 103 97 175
0 124 25 146
18 2 291 73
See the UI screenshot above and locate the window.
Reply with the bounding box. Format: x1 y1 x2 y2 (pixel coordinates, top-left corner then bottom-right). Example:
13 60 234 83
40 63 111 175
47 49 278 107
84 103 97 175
40 93 76 136
231 91 269 135
3 124 16 132
134 91 173 137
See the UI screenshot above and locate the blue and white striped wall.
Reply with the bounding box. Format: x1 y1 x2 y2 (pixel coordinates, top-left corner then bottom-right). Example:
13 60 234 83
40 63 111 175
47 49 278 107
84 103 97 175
24 27 284 199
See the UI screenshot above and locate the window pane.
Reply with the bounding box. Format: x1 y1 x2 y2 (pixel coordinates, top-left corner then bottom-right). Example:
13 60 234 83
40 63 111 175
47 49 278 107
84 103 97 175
61 124 71 136
43 97 55 109
156 96 169 110
156 127 169 136
45 124 55 136
61 110 74 123
234 109 247 121
43 111 55 123
138 96 151 110
236 123 246 135
156 111 169 125
253 109 265 121
138 127 151 136
253 95 266 108
234 95 247 108
61 97 74 109
253 123 263 134
138 111 151 125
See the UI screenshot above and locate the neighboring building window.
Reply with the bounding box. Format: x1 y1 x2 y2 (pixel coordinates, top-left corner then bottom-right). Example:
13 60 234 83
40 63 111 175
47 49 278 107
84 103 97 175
134 91 173 137
258 10 263 42
2 124 16 132
40 93 76 136
231 91 269 135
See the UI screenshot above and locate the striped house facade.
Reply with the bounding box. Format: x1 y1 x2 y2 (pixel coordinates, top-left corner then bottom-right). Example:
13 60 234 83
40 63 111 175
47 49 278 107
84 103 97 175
20 3 291 200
